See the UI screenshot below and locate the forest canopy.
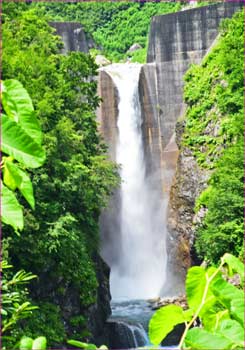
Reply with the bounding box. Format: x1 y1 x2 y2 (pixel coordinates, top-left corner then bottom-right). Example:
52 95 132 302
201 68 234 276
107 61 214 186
28 1 181 62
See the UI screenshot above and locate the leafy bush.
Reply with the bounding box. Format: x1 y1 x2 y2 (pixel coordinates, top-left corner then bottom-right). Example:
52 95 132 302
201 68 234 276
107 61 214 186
1 261 37 349
2 4 119 346
183 10 244 263
149 253 244 349
183 10 243 167
195 140 244 262
20 302 66 345
128 48 147 63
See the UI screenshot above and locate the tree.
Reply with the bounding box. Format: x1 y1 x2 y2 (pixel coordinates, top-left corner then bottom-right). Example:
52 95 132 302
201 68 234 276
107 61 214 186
2 5 119 345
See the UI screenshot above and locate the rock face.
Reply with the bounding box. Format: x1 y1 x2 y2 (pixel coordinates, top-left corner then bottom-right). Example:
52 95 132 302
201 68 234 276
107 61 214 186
105 321 147 349
87 256 112 346
49 22 94 54
167 120 210 283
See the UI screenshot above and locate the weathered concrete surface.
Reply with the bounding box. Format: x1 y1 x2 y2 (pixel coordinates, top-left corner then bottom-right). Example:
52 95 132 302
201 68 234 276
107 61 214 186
49 22 94 54
97 70 122 273
146 2 243 149
97 71 119 161
139 2 243 285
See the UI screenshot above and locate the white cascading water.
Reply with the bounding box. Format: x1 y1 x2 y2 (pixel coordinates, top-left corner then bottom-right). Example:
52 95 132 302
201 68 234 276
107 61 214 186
102 63 166 300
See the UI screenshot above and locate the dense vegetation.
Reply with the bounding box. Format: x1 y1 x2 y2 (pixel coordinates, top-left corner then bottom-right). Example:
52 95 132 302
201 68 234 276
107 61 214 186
2 3 119 347
31 2 181 62
183 10 244 264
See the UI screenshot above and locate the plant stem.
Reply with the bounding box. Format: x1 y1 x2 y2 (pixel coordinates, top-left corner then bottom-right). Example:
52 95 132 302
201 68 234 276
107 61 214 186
178 263 224 349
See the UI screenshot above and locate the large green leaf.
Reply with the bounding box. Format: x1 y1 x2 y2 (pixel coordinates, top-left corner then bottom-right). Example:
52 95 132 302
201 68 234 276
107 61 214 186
3 158 22 191
1 183 23 231
67 340 97 349
222 253 244 286
186 267 206 312
32 336 47 350
19 336 33 350
184 327 233 350
230 297 244 326
212 278 243 309
201 309 229 332
4 160 35 209
186 266 218 314
149 304 192 345
2 79 42 145
2 114 46 168
216 319 244 347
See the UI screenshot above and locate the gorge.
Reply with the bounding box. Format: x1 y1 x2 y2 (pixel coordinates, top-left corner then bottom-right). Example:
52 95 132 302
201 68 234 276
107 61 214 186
51 2 243 347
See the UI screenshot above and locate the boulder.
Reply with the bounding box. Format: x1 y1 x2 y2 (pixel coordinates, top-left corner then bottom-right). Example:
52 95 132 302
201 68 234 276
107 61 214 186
95 55 111 67
127 43 142 53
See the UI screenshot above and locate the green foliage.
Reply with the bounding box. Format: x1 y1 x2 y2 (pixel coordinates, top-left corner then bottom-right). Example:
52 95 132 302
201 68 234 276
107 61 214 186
67 339 108 350
183 10 244 263
1 79 46 232
19 336 47 350
183 10 243 167
30 2 181 62
2 4 119 346
149 305 192 345
195 140 244 262
19 336 34 350
1 184 24 232
0 76 46 349
128 48 147 64
1 261 37 348
149 254 244 349
21 302 66 345
196 1 221 7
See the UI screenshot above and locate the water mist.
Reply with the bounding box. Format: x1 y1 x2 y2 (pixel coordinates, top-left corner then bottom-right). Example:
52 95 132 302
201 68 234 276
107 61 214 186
100 63 167 300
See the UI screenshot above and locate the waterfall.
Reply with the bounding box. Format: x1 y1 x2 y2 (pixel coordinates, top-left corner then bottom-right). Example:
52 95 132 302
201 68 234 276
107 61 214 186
107 320 148 349
101 63 166 300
